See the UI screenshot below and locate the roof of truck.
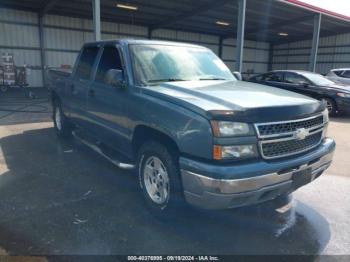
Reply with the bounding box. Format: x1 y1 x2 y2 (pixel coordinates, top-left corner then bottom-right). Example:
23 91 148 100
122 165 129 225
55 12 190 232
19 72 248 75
84 39 207 49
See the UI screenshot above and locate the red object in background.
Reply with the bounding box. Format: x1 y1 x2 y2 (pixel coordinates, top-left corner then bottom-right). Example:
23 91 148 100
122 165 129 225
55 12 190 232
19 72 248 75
60 64 72 69
286 0 350 21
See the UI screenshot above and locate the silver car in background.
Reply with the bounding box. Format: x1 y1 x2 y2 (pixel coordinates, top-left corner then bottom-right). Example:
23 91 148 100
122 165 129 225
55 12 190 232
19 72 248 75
326 68 350 85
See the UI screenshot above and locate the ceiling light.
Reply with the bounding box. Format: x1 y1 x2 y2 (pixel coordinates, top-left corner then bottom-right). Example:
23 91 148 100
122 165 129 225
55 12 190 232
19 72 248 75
278 32 288 36
216 21 230 26
116 3 138 11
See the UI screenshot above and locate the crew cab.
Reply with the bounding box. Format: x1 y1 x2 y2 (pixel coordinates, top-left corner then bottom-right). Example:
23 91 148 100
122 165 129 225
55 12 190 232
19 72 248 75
48 40 335 212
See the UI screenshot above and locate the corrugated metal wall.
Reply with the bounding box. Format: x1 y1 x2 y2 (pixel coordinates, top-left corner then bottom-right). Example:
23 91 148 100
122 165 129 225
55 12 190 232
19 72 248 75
272 33 350 74
222 38 270 77
0 7 270 87
0 8 43 87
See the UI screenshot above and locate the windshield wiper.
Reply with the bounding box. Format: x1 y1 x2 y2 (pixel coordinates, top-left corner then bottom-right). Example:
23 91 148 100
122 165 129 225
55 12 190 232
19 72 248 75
147 78 188 84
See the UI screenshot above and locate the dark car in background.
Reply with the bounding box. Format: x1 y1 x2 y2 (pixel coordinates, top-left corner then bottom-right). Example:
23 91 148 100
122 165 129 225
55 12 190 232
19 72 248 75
249 70 350 116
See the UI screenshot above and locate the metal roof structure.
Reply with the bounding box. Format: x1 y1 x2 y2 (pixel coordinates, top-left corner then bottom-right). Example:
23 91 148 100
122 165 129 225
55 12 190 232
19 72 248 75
2 0 350 45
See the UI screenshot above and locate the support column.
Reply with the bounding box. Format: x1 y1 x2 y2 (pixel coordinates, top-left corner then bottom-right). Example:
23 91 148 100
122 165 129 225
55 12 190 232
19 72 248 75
92 0 101 41
38 14 46 87
218 36 223 59
309 13 321 72
235 0 246 72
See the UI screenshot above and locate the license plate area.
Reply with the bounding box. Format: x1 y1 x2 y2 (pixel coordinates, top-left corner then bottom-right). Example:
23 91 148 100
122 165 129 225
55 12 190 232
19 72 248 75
292 167 312 188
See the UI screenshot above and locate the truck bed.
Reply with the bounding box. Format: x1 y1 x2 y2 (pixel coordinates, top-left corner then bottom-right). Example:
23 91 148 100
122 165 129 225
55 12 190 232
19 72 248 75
46 67 72 90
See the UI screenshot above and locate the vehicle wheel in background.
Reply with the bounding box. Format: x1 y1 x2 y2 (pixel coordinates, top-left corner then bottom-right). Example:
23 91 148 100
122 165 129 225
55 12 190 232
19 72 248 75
0 86 8 92
137 140 184 215
321 97 337 117
53 100 72 138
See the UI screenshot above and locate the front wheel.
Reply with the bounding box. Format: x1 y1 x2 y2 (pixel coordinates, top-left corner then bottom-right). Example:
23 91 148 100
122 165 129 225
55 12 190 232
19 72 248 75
321 97 337 117
137 141 184 214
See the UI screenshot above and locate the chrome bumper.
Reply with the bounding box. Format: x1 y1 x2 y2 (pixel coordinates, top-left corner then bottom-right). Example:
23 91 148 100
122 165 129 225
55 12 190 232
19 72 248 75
180 138 335 209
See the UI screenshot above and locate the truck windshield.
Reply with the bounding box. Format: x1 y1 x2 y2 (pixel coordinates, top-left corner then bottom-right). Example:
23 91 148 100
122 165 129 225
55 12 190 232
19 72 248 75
130 44 235 86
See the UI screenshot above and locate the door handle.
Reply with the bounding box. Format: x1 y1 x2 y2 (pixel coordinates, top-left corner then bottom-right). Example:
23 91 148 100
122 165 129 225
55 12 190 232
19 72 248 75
88 89 95 97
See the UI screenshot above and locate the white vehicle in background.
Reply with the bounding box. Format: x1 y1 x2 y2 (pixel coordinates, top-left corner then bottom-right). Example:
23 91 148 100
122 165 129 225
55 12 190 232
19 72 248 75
326 68 350 85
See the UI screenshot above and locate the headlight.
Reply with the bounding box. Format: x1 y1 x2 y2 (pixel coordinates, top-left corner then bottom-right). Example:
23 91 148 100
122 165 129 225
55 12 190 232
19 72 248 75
337 92 350 98
211 121 251 137
213 145 258 160
321 109 329 138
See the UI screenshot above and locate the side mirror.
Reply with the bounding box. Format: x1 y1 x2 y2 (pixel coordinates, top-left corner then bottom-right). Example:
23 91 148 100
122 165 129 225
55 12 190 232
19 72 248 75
105 69 126 88
232 71 242 81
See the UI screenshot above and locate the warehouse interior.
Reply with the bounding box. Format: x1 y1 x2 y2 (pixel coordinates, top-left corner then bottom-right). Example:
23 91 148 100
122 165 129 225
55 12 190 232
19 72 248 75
1 0 350 89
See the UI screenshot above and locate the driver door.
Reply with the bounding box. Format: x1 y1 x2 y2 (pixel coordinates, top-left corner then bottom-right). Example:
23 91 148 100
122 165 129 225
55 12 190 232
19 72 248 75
86 45 131 153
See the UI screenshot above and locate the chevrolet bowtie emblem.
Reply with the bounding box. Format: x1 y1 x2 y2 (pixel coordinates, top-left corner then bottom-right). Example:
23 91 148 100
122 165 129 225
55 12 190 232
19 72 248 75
294 128 309 140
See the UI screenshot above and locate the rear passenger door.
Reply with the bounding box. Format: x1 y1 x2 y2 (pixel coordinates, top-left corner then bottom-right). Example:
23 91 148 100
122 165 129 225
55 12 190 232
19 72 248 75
69 46 100 128
86 45 131 153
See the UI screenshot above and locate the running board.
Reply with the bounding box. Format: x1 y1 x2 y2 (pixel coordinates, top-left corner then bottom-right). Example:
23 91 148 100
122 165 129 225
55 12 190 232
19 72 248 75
72 131 135 170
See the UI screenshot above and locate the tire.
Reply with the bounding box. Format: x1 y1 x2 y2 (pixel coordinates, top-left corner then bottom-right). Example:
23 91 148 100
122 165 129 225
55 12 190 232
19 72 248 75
321 97 337 117
53 100 72 138
137 140 184 215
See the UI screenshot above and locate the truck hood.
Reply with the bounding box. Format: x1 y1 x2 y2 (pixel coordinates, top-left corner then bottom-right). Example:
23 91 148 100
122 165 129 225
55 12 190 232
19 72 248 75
142 80 324 122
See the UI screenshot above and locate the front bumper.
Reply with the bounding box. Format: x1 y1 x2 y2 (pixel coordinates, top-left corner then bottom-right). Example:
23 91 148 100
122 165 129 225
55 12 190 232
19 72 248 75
180 138 335 209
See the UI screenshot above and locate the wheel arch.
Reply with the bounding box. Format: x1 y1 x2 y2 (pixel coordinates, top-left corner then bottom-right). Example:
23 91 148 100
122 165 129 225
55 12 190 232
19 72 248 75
132 125 180 158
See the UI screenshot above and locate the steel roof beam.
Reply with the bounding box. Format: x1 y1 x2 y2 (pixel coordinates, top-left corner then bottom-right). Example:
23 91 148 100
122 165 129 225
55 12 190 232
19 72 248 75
149 0 231 31
40 0 60 16
245 15 314 36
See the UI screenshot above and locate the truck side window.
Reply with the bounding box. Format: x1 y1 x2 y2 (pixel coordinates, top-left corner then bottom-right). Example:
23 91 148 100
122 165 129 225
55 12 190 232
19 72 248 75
95 47 122 84
75 47 99 80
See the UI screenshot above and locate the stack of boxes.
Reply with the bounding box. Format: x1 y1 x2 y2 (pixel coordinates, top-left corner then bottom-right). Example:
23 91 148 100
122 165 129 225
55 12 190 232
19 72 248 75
2 53 16 86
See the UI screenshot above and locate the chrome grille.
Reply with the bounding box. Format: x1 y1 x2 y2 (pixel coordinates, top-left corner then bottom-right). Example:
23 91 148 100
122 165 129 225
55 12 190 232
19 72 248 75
255 114 325 159
261 132 322 158
257 115 323 137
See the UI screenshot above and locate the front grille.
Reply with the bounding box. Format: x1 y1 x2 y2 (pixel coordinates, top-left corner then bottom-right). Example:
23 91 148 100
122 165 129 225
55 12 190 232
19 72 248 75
261 132 322 158
257 115 323 137
255 114 325 159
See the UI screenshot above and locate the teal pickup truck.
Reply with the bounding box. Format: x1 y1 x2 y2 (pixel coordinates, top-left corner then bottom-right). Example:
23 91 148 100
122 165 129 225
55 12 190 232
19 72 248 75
48 39 335 213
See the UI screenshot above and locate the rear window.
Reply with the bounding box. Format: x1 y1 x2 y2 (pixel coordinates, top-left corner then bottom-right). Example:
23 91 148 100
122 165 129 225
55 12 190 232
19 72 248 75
75 47 99 80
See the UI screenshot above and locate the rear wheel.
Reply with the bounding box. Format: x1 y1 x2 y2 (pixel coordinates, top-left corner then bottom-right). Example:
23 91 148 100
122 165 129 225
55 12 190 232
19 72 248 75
53 100 72 138
321 97 337 116
137 141 184 214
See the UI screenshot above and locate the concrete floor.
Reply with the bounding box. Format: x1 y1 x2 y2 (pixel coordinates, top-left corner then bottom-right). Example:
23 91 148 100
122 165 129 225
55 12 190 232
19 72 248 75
0 89 349 256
